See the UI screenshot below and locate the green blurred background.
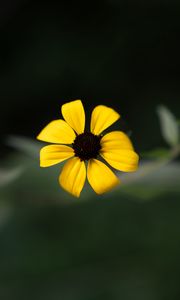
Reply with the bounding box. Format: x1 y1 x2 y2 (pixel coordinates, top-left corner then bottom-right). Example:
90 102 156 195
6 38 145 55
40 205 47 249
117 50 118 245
0 1 180 299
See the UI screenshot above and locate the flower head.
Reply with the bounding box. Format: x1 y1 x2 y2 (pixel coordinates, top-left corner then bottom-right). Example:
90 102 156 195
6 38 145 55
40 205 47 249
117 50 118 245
37 100 139 197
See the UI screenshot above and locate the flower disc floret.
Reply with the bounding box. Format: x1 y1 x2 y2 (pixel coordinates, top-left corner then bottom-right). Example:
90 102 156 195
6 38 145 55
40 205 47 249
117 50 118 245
72 132 101 161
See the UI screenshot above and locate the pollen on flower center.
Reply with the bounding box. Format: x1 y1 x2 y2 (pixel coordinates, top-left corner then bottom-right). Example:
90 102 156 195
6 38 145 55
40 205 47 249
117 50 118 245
72 132 102 161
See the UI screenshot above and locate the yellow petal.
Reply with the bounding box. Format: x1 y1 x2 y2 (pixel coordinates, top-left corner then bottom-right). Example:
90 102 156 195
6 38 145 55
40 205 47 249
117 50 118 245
100 131 134 151
90 105 120 135
40 145 74 167
37 120 76 144
61 100 85 134
59 157 86 197
87 159 120 194
100 149 139 172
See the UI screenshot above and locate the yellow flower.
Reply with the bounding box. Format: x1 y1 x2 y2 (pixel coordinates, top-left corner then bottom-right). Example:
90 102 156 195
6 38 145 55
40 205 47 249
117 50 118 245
37 100 139 197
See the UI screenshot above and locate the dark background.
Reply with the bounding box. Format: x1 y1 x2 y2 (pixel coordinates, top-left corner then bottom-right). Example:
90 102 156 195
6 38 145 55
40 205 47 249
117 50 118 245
1 0 180 152
0 1 180 300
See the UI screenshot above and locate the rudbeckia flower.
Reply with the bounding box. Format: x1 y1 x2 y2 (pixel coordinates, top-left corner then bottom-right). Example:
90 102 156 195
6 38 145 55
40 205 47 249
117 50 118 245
37 100 139 197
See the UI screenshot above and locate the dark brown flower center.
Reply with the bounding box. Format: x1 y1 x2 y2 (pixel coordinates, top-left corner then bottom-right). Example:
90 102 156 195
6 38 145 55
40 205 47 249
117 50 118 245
72 132 101 161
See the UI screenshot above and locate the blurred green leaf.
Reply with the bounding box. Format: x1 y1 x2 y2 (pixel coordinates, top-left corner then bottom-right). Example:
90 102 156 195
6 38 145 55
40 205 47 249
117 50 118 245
0 167 23 187
7 135 42 158
157 105 179 147
2 134 180 203
0 151 90 204
141 148 170 159
0 205 12 228
119 162 180 200
1 148 180 204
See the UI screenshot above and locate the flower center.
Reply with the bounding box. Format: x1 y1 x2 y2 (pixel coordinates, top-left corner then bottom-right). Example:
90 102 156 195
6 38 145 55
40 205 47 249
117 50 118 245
72 132 101 161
